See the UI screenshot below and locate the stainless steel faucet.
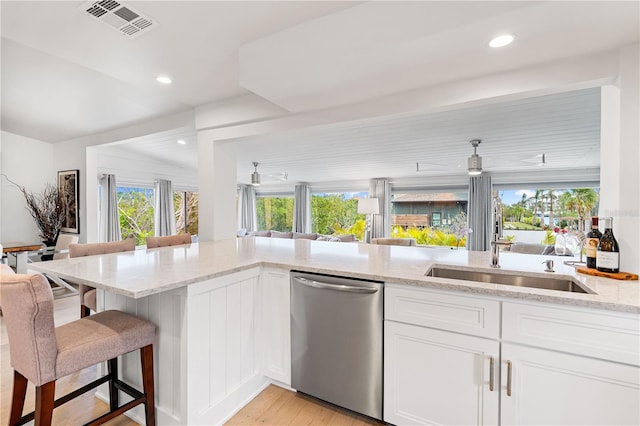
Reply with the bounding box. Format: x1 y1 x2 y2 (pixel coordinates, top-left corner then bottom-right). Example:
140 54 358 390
490 237 511 268
490 193 511 268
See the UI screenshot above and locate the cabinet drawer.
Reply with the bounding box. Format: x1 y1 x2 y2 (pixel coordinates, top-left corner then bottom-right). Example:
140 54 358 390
502 301 640 366
385 284 500 339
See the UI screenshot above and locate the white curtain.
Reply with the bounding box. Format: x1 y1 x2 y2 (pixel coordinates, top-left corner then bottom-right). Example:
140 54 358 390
467 174 492 251
293 183 312 233
154 179 176 236
99 174 122 242
237 185 257 233
369 178 391 239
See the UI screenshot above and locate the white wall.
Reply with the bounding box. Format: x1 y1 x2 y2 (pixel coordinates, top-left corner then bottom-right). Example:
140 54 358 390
0 131 55 242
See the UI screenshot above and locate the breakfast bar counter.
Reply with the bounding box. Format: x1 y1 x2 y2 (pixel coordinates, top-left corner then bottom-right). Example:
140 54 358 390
29 237 640 313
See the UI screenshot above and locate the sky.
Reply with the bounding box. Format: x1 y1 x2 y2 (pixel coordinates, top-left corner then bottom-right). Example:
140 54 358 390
498 189 535 206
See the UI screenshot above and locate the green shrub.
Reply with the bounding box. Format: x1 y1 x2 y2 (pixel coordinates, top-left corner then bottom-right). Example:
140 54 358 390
541 229 556 245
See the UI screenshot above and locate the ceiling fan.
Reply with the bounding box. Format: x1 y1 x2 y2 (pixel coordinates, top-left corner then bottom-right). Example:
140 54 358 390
250 162 288 186
416 139 547 174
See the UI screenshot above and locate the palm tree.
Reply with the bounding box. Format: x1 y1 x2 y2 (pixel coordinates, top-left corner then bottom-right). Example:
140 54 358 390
543 189 558 228
518 193 527 222
527 190 544 227
559 189 598 231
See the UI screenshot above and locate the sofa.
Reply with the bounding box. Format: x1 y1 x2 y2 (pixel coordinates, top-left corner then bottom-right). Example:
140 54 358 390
247 230 358 242
507 242 557 255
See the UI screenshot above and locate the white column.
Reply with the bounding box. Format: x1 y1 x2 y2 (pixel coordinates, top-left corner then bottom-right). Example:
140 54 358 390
616 45 640 273
599 85 620 227
599 45 639 273
197 130 237 242
85 146 99 243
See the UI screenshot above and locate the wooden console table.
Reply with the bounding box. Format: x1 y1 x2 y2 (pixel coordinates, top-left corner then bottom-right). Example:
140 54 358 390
1 241 43 274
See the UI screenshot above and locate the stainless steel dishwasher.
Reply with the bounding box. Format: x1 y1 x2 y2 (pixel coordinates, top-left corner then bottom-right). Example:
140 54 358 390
290 271 383 420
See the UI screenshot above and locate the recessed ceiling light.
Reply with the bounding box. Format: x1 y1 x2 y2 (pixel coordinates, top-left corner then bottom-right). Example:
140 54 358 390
177 140 186 145
156 75 172 84
489 34 514 48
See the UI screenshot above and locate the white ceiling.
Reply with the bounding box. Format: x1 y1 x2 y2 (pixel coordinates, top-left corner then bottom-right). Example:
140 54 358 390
2 1 638 188
1 0 357 142
233 87 602 187
98 87 602 190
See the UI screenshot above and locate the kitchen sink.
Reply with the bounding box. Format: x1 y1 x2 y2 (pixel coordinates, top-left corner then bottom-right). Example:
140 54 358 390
425 266 595 294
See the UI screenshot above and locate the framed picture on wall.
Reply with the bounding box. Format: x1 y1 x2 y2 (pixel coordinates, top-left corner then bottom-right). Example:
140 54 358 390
58 169 79 234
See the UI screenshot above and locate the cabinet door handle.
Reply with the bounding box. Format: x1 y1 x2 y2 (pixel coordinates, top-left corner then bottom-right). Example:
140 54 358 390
489 356 495 391
506 360 513 397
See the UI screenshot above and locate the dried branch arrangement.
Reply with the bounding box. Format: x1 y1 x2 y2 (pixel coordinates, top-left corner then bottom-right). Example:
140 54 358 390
20 183 65 242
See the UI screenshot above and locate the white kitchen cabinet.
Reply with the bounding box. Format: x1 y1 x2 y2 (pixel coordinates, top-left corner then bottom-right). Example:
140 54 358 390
384 284 640 426
500 343 640 425
384 321 499 425
260 268 291 385
500 300 640 426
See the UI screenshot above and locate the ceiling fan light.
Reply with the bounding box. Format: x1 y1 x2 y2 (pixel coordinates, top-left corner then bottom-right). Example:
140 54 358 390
251 161 260 186
467 139 483 175
251 171 260 186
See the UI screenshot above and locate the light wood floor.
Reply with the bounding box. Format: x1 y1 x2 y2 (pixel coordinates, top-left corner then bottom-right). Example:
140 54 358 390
2 293 382 426
226 385 382 426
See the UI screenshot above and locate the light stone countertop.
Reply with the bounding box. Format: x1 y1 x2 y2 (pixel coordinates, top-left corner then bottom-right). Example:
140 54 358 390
28 237 640 314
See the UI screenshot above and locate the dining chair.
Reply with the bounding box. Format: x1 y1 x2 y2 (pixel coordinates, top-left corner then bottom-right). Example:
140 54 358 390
1 272 156 426
145 233 192 249
371 237 417 246
52 234 80 260
69 238 136 318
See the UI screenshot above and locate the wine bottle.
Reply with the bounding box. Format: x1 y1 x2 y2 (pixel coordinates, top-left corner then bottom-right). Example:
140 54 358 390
596 217 620 273
585 217 602 269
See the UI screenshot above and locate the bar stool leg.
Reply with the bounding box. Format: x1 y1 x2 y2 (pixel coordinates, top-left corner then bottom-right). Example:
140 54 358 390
140 345 156 426
81 305 91 318
9 370 28 425
108 358 119 411
34 381 55 426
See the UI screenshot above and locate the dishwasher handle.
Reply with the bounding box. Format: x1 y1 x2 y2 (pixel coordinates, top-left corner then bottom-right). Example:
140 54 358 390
293 276 379 294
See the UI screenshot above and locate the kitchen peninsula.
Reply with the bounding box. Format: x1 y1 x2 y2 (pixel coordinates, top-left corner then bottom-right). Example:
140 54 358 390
30 238 640 425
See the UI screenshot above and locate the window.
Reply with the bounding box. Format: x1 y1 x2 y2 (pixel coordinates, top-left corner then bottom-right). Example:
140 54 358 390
498 187 600 244
116 186 198 245
311 192 366 239
391 191 468 247
431 212 442 227
117 186 154 246
256 196 294 232
174 191 199 236
255 192 367 240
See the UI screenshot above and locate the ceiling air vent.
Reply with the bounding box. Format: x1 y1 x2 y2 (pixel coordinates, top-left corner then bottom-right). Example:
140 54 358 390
80 0 158 39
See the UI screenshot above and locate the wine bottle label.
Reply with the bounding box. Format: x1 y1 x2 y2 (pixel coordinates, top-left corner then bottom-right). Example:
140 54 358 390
596 251 619 269
586 238 599 258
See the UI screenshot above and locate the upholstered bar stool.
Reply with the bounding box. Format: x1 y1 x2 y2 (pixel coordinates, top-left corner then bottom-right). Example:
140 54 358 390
1 273 156 426
145 233 191 248
69 239 136 318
